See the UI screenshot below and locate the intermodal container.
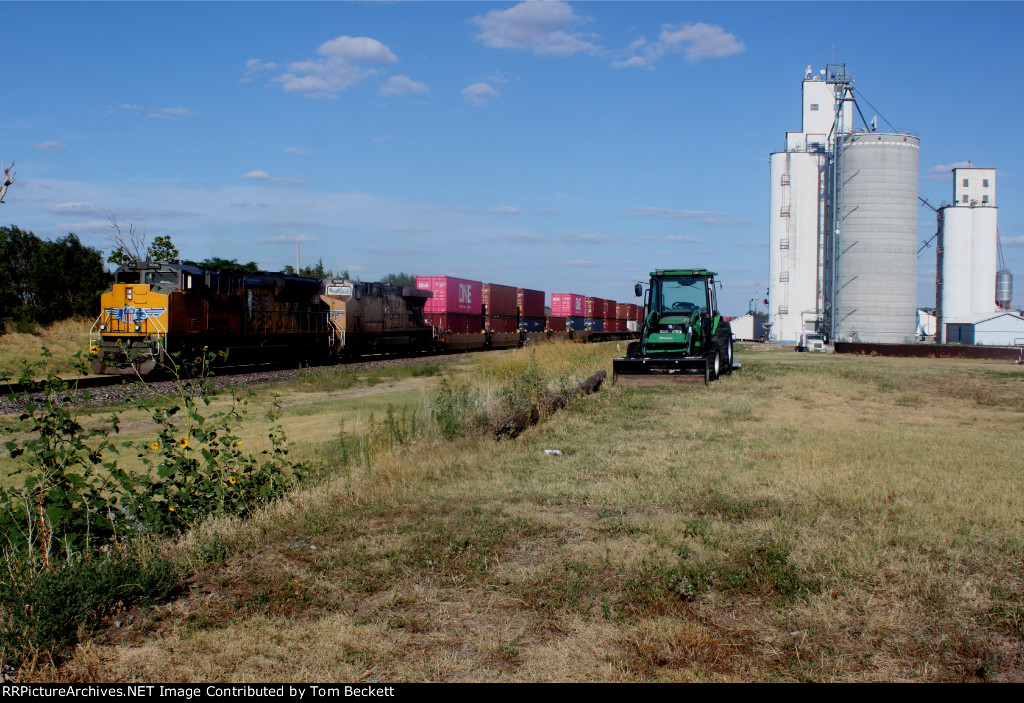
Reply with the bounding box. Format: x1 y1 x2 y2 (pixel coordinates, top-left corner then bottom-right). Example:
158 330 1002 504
565 317 586 331
546 316 566 332
584 318 604 332
482 283 518 318
616 303 631 320
520 317 546 332
417 276 482 315
484 316 518 333
551 293 585 318
626 320 639 332
426 313 482 334
516 288 545 319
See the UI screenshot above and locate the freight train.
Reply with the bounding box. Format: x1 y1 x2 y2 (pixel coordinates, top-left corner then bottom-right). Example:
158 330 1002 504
90 261 635 375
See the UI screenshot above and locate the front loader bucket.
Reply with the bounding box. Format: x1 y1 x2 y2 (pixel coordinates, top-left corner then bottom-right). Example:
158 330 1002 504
612 355 710 386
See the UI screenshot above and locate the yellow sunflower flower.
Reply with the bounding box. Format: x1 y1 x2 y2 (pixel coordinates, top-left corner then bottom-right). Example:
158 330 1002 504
169 506 175 512
150 441 160 451
179 437 189 449
229 476 237 484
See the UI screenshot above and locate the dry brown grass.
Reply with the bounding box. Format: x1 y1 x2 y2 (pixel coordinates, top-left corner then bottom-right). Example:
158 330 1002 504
0 317 94 379
13 346 1024 683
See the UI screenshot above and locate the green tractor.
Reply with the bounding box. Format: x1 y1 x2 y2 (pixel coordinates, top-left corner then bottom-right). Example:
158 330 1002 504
612 268 737 385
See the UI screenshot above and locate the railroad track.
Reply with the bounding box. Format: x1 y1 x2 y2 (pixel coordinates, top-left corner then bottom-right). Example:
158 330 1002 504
0 353 467 416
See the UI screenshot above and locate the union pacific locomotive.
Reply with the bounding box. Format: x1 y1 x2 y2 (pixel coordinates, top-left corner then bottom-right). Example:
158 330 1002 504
91 261 524 375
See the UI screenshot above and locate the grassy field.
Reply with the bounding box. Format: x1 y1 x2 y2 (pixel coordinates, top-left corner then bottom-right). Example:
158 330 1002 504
0 317 95 379
8 343 1024 682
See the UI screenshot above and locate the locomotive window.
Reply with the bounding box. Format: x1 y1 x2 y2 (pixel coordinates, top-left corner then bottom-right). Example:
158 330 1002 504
144 271 178 285
116 271 141 283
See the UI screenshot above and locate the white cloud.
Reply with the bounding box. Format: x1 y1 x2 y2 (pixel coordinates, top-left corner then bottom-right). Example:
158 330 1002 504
268 35 398 98
259 233 320 244
665 235 704 243
148 106 197 119
1002 235 1024 247
924 161 974 181
623 207 728 218
562 233 624 244
462 82 500 106
245 58 278 72
487 205 523 215
378 74 429 97
46 201 97 214
243 170 308 185
318 36 397 64
34 141 67 151
471 1 599 57
614 22 744 68
284 147 308 155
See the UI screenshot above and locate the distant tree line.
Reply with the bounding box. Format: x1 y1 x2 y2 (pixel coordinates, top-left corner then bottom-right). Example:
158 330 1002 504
1 224 413 333
0 225 110 333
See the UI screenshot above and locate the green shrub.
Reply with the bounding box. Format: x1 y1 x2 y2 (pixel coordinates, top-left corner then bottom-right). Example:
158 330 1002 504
0 550 180 665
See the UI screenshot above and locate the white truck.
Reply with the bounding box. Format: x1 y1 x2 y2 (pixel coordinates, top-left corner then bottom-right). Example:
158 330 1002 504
796 332 829 352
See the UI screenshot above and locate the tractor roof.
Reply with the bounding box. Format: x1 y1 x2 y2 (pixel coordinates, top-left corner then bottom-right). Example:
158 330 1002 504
650 268 716 278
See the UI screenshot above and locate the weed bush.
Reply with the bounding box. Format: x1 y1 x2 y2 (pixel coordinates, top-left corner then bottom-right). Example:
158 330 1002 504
0 350 310 664
0 549 180 666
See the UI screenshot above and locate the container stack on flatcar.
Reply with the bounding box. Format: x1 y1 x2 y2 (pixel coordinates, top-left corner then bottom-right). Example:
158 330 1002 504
417 275 482 334
517 287 545 332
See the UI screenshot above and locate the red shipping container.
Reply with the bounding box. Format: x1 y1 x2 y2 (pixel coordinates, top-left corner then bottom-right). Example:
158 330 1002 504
482 283 518 317
585 297 603 318
517 288 545 318
417 276 482 314
484 316 518 333
546 316 567 332
551 293 585 317
615 303 629 320
426 313 482 334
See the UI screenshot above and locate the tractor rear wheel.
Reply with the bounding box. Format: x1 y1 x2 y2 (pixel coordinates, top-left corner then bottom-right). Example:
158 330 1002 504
626 341 641 357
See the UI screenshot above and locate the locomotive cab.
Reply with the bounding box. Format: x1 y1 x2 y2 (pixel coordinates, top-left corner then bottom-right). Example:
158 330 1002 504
320 279 433 358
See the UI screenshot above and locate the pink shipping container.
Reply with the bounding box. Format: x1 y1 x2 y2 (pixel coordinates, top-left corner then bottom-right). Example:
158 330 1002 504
417 276 482 315
482 283 518 318
484 316 518 333
546 316 567 332
551 293 585 318
517 288 545 318
426 313 482 334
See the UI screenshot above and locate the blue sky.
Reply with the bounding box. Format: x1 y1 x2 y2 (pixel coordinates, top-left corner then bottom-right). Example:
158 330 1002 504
4 1 1024 315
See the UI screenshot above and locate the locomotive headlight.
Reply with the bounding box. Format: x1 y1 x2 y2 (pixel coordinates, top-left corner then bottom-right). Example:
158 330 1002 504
126 287 133 301
99 323 106 331
134 322 142 332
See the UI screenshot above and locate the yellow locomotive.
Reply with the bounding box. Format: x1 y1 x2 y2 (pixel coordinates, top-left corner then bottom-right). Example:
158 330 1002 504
91 261 329 375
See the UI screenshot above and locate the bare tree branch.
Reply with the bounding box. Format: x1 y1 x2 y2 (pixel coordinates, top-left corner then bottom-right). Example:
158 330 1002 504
0 160 14 204
106 213 148 265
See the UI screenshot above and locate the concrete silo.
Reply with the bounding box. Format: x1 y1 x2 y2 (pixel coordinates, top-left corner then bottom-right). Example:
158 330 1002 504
832 132 920 343
936 167 1000 340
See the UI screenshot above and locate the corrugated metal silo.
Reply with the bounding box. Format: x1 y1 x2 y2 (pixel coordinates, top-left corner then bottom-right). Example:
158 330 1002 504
996 268 1013 310
835 132 920 343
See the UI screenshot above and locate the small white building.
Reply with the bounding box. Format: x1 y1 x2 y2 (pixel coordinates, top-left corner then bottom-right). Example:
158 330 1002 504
730 313 767 341
944 312 1024 346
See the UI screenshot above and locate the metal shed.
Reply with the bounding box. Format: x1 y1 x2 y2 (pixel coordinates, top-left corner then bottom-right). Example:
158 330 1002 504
944 312 1024 346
